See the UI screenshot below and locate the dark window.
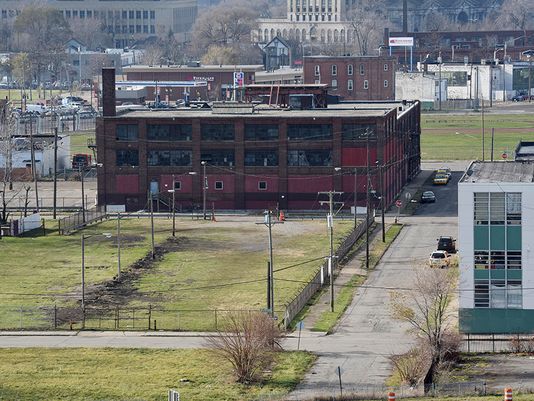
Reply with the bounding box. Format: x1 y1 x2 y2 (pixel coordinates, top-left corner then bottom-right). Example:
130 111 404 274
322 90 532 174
287 124 332 140
143 25 148 33
143 10 148 19
474 279 489 308
174 181 181 190
136 10 141 18
342 124 376 140
122 11 127 19
258 181 267 190
201 150 235 166
136 25 141 33
490 251 506 269
201 124 234 141
129 25 135 33
474 251 489 269
244 150 278 166
66 10 71 18
87 10 92 18
245 124 278 140
147 124 192 141
80 10 85 18
215 181 224 190
116 150 139 166
73 10 78 17
288 150 332 166
129 10 134 19
147 150 192 166
150 25 155 34
150 10 155 19
116 124 138 141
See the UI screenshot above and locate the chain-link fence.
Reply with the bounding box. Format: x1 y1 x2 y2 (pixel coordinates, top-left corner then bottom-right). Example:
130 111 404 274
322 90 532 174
58 205 107 235
0 305 280 332
14 111 97 135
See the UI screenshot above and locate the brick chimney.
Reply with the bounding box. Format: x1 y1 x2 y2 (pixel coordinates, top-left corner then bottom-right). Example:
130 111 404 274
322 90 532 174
102 67 116 117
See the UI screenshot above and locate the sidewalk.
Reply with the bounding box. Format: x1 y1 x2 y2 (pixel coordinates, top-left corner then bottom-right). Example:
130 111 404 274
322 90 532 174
296 223 386 332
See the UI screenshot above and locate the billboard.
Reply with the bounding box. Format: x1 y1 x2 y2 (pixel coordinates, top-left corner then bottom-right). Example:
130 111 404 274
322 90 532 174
234 72 244 87
388 37 414 47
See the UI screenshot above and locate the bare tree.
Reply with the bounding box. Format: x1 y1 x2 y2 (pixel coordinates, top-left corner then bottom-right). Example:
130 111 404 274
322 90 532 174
389 340 431 387
206 311 282 383
142 44 165 66
390 267 456 385
191 0 259 58
0 101 22 224
68 18 113 50
495 0 532 32
346 0 395 56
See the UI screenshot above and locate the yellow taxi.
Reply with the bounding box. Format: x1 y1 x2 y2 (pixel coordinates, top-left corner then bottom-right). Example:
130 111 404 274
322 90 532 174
433 173 449 185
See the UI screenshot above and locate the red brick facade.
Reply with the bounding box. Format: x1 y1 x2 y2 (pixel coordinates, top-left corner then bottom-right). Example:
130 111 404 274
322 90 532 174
303 56 396 101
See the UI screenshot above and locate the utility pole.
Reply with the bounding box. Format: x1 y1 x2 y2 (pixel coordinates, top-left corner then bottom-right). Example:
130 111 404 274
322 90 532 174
53 127 58 219
201 161 207 220
117 212 121 278
365 132 371 270
379 164 385 242
438 52 442 112
256 210 283 317
481 97 485 161
171 175 176 236
81 234 86 310
319 191 343 312
354 168 358 228
79 165 86 223
149 190 155 259
29 116 39 211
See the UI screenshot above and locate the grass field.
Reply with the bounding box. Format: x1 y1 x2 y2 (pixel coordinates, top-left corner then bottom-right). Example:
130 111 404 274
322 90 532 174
0 348 314 401
68 131 95 157
0 89 87 103
420 113 534 160
0 217 353 330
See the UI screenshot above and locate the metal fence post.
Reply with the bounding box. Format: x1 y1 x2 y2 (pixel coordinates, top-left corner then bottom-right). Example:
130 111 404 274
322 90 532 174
214 309 218 331
19 306 23 329
148 304 152 330
132 309 135 329
54 304 57 329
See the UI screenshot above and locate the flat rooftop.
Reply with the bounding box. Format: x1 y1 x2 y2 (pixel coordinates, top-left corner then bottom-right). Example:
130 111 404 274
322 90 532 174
123 65 264 72
460 161 534 183
515 141 534 162
111 101 412 119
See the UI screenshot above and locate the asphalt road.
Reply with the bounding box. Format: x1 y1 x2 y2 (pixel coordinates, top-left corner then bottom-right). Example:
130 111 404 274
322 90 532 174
286 164 461 399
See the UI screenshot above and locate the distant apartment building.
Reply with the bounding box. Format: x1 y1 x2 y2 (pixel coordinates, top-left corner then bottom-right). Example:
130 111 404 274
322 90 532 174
0 0 197 47
303 56 396 101
459 160 534 333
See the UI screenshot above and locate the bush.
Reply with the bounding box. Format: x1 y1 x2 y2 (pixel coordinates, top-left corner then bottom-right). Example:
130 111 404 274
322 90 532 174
206 311 282 383
390 342 431 387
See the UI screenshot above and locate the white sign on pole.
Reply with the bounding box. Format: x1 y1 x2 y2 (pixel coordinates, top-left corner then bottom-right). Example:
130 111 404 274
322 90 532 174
388 37 414 47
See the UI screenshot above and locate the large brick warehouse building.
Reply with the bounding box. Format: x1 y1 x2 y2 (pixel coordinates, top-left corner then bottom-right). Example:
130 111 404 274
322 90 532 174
96 69 421 211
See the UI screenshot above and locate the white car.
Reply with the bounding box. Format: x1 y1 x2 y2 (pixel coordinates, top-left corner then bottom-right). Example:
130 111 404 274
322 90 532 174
429 250 450 268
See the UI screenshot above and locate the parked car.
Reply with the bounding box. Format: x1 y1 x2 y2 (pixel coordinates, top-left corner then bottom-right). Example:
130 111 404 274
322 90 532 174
433 173 449 185
437 236 456 253
429 250 450 268
436 167 451 179
512 93 528 101
420 191 436 203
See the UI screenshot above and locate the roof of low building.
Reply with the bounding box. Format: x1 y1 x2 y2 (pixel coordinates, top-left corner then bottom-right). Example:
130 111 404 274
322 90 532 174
123 64 265 72
460 161 534 183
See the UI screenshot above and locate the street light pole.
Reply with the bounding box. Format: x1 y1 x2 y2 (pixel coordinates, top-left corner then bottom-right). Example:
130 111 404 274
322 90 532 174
201 161 207 220
438 52 442 111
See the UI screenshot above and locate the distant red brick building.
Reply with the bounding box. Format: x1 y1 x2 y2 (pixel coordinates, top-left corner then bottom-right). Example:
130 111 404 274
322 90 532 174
123 64 264 102
303 56 396 101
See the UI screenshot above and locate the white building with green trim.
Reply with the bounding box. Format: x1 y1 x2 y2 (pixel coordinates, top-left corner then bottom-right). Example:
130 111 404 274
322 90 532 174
459 161 534 334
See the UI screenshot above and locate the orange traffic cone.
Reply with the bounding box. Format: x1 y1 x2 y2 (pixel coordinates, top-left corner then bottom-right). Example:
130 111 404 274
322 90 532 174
279 210 285 221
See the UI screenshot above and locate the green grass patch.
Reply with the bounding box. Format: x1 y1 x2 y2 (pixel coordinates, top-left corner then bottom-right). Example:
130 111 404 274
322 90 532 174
366 224 403 270
311 275 365 333
421 113 534 160
0 89 67 102
0 348 315 401
69 132 95 157
0 217 353 330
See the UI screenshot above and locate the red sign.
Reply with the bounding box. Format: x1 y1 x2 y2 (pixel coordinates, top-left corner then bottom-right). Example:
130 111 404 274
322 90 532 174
395 200 402 207
502 153 508 159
